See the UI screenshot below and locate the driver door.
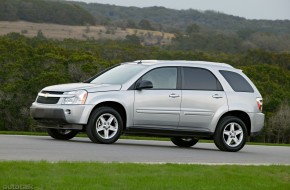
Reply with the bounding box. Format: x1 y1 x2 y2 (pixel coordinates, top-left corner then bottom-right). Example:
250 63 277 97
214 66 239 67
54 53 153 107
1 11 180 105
133 67 181 128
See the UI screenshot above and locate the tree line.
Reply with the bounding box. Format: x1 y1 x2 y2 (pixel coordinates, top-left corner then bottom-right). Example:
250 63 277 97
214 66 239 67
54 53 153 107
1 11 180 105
0 0 95 25
0 33 289 143
77 2 290 34
170 24 290 53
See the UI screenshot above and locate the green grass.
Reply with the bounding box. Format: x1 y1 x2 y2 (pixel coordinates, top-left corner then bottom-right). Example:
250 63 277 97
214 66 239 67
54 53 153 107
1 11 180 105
0 131 47 136
0 161 289 190
1 131 290 146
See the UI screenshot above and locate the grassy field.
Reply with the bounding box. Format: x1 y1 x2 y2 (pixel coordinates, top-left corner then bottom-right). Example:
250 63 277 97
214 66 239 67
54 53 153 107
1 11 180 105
0 21 174 45
0 161 289 190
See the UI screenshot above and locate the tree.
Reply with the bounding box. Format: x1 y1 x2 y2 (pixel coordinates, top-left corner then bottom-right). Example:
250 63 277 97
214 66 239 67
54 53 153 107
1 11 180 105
138 19 154 30
125 35 141 45
126 19 137 28
237 28 255 40
268 102 290 143
186 24 200 34
0 0 96 25
37 30 46 39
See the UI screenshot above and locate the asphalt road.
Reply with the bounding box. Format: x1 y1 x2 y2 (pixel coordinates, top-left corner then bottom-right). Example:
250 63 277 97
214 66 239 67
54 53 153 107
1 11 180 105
0 135 289 165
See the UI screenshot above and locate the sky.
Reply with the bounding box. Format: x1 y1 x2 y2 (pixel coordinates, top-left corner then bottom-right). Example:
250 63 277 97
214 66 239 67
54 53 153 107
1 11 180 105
68 0 290 20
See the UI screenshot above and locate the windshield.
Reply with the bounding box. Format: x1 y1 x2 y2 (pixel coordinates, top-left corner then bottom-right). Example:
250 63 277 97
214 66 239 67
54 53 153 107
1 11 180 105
89 64 147 84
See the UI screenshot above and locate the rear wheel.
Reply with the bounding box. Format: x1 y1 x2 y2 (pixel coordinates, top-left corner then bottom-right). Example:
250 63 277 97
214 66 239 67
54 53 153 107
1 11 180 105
171 137 199 147
47 129 78 140
86 107 123 144
214 116 247 152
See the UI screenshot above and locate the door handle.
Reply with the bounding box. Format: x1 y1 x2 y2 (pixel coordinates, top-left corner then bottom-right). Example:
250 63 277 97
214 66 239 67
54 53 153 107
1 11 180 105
169 93 180 98
212 94 223 99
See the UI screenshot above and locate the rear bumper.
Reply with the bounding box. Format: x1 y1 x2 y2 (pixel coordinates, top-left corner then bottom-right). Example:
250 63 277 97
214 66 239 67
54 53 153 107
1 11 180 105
249 112 265 134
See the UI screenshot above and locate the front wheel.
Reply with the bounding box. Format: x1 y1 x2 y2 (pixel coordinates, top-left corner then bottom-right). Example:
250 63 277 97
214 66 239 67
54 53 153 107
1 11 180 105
214 116 247 152
47 129 79 140
171 137 199 147
86 107 123 144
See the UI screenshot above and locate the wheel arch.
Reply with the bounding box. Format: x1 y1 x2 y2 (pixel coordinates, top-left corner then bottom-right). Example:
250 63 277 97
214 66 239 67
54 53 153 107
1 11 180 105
87 101 127 130
216 111 251 136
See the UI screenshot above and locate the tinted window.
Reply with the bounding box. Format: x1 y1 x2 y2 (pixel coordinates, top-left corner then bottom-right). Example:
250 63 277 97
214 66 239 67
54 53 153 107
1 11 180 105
220 70 254 92
141 67 177 89
182 67 222 91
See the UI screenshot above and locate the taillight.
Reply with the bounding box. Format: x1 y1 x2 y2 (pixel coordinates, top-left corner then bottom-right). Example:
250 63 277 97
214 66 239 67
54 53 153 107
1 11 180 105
256 98 263 112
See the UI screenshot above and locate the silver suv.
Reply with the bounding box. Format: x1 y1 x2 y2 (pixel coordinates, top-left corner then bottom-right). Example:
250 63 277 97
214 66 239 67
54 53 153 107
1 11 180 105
30 60 264 152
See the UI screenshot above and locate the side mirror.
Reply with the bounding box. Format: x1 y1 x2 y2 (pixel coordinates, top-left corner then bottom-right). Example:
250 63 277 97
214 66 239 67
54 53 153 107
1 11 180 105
136 80 153 90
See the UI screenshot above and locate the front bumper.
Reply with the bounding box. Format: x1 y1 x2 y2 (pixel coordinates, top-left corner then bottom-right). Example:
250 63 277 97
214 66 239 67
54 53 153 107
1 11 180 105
30 102 94 128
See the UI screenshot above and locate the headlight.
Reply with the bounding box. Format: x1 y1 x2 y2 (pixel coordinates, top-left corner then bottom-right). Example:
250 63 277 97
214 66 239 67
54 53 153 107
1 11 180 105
62 90 88 105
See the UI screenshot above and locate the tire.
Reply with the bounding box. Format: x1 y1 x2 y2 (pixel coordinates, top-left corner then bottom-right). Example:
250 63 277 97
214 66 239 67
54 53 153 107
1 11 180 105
86 107 123 144
171 137 199 147
47 129 78 140
214 116 247 152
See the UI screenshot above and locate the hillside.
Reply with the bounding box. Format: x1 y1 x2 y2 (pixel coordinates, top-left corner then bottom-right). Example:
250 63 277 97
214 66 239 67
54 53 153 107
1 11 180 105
2 0 290 35
71 1 290 52
1 0 290 52
0 21 174 46
74 1 290 34
0 0 95 25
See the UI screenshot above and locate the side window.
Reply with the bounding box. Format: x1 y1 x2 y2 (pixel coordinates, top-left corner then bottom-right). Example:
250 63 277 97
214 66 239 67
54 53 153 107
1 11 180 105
182 67 223 91
141 67 177 89
219 70 254 92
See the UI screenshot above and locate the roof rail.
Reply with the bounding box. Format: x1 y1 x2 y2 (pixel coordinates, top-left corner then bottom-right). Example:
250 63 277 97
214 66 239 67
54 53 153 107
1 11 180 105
133 60 233 68
133 60 161 63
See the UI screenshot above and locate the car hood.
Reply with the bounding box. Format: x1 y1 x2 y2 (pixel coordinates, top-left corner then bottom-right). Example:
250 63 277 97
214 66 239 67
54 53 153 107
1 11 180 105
42 83 122 93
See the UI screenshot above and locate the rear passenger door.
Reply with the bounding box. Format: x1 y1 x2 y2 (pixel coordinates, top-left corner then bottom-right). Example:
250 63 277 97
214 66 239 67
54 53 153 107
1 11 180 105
179 67 228 131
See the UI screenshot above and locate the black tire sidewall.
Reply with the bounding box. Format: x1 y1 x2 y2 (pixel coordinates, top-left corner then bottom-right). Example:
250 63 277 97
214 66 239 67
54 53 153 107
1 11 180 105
171 137 199 147
86 107 123 144
47 129 78 140
214 116 247 152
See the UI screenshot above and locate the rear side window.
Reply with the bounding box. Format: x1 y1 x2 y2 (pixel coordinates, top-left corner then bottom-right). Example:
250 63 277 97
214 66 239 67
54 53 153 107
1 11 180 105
182 67 223 91
220 70 254 92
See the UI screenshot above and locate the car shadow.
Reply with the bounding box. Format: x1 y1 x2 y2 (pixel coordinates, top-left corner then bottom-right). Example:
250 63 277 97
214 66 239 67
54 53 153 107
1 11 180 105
115 142 221 152
39 136 221 152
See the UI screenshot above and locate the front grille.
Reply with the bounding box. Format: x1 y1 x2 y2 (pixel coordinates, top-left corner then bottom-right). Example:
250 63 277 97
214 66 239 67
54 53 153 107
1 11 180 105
37 96 60 104
36 91 64 104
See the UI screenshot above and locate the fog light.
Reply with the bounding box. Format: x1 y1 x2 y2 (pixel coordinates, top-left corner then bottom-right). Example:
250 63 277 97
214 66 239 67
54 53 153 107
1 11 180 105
65 109 71 114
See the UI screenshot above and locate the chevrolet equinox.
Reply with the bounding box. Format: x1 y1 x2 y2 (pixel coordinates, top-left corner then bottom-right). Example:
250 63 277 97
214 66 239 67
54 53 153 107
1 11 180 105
30 60 264 152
